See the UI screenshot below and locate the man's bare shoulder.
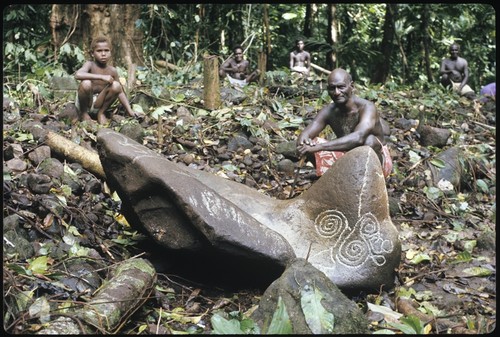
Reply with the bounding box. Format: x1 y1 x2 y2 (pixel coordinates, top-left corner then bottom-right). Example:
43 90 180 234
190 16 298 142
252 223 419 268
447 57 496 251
354 96 376 111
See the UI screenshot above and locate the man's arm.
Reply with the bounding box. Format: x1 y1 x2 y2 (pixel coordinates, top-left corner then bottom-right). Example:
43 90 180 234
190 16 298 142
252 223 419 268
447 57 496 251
290 52 295 69
297 105 330 146
220 59 236 74
305 52 311 72
439 59 451 76
298 102 378 155
459 60 469 91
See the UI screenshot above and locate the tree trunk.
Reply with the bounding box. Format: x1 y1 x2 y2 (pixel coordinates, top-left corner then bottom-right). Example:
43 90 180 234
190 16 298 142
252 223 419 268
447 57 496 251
325 4 337 70
258 51 266 84
50 4 144 69
371 4 396 84
203 55 221 110
263 4 271 70
303 4 312 38
422 4 434 83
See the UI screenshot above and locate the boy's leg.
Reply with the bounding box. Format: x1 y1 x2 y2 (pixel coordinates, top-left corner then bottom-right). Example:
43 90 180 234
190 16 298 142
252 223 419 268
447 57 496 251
94 82 121 125
76 80 94 122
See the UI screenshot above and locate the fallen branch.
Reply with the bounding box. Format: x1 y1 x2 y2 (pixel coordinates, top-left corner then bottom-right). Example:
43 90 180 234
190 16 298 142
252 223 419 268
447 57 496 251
43 130 106 179
154 60 179 71
36 258 156 334
310 62 331 75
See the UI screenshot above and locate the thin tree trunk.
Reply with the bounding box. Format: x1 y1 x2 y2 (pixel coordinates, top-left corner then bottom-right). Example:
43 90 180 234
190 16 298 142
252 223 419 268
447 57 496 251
371 4 396 84
304 4 313 37
264 4 271 70
203 55 221 110
326 4 337 70
422 4 434 83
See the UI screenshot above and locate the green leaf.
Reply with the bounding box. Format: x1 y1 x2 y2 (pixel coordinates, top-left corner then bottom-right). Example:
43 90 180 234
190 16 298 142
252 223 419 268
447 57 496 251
409 253 431 264
408 150 422 164
430 158 446 168
282 12 298 20
28 256 49 275
210 313 245 334
388 315 424 334
453 250 472 263
462 267 493 277
476 179 489 193
267 296 293 334
300 284 334 334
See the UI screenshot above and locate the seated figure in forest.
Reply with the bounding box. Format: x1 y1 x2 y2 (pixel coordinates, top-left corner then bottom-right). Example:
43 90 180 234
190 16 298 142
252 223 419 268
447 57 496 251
296 68 392 179
219 45 260 87
290 39 311 76
439 43 475 99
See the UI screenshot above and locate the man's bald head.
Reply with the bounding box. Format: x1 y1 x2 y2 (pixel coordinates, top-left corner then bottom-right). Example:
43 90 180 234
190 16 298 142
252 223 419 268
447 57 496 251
328 68 352 83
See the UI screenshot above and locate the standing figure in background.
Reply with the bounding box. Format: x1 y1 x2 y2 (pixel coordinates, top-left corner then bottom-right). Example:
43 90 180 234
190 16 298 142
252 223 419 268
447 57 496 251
290 39 311 76
439 43 475 99
219 45 260 87
75 35 141 125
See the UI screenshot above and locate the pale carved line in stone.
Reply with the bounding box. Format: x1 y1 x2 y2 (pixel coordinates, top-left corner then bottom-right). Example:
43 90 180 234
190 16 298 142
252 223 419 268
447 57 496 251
113 132 159 164
315 210 393 268
189 190 246 226
358 152 372 218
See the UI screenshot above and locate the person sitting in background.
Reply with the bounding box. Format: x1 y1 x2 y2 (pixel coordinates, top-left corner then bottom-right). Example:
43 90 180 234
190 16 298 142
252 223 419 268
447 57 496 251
290 39 311 76
219 45 260 87
296 68 392 178
439 43 475 99
74 35 141 125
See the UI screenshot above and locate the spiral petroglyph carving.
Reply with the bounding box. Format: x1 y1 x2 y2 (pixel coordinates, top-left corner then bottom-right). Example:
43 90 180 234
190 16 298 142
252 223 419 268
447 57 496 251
338 238 369 267
314 210 393 268
314 210 348 239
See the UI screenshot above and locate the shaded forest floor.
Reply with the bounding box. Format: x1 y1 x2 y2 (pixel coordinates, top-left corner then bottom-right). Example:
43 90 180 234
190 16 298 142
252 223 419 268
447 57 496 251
3 76 496 334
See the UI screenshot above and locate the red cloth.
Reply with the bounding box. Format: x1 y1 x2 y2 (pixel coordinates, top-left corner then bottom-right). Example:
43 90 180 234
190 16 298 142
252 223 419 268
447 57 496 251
313 138 393 178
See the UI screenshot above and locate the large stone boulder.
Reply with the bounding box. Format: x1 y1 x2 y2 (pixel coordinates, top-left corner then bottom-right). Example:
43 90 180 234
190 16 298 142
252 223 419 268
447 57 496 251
97 128 401 292
250 258 370 334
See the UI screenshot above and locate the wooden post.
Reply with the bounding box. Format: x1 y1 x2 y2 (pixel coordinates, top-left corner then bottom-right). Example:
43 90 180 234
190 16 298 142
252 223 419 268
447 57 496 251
258 51 266 85
203 55 221 110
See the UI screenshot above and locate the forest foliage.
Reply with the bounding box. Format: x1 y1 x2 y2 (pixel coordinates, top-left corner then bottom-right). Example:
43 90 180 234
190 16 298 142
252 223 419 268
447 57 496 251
2 3 496 102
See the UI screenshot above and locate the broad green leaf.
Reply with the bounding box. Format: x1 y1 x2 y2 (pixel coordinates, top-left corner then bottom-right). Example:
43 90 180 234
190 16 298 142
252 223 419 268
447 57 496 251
476 179 489 193
409 252 431 264
28 256 49 275
424 186 443 201
408 150 421 164
132 104 144 113
462 267 493 277
171 93 185 102
210 313 245 334
388 315 424 334
373 329 397 334
463 240 476 253
430 158 446 168
453 250 472 263
267 296 293 334
300 285 334 334
151 105 172 119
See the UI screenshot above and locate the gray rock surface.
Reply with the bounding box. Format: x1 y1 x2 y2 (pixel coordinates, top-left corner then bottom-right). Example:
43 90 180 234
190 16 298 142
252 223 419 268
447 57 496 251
251 258 370 334
97 128 401 292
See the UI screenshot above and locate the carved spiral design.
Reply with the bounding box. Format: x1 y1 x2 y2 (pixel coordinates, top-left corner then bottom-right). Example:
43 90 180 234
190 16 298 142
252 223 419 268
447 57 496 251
338 238 369 266
359 213 378 236
314 210 348 238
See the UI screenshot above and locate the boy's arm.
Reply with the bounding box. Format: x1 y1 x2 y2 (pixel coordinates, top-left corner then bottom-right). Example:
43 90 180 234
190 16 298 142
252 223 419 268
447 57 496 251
75 61 114 85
